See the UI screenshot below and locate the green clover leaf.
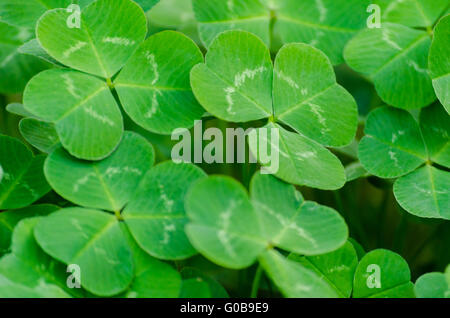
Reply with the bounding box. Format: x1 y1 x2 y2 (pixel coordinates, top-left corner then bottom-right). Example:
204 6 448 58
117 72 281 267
22 0 203 160
0 135 50 210
353 249 415 298
0 217 82 297
288 241 359 298
0 22 48 94
359 105 450 219
191 30 357 189
414 265 450 298
429 14 450 114
19 118 60 153
373 0 449 28
123 161 207 260
185 173 348 269
44 131 154 212
34 207 134 296
344 23 435 109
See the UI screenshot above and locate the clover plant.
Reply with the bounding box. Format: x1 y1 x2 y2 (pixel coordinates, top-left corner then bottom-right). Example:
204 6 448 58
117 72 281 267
0 0 449 299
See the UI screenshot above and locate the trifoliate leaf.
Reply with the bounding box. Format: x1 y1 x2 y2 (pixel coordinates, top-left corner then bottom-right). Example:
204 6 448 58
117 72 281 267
190 30 273 122
274 43 357 147
0 22 48 94
0 135 50 209
258 249 339 298
374 0 449 28
429 14 450 114
288 241 359 298
36 0 147 78
250 173 348 255
123 225 181 298
344 23 435 109
123 161 206 260
415 271 449 298
0 217 82 297
353 249 415 298
248 123 346 190
115 31 205 134
192 0 270 48
34 208 134 296
23 69 123 160
358 107 427 178
276 0 370 65
19 118 60 153
185 176 267 269
394 165 450 219
0 204 58 255
44 131 154 212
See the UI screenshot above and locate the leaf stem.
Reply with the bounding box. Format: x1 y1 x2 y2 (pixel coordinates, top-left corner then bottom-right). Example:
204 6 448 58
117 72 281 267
250 265 263 298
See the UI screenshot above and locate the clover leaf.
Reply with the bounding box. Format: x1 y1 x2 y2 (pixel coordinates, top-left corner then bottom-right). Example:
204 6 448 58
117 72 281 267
276 0 370 65
288 241 359 298
0 274 70 298
414 265 450 298
19 118 60 153
0 135 50 210
185 173 348 269
0 22 48 94
123 161 206 260
22 0 203 160
258 249 339 298
191 0 370 65
359 105 450 219
373 0 449 28
0 217 83 297
353 249 415 298
192 0 271 48
429 14 450 114
191 30 357 189
114 31 205 134
0 204 58 255
34 207 133 296
344 23 435 109
44 131 154 212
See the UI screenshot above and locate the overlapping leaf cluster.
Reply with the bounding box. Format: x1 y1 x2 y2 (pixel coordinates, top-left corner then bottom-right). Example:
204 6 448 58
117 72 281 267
0 0 449 298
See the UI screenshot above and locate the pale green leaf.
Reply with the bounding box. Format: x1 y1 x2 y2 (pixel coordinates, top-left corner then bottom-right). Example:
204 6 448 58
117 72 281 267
37 0 147 78
248 123 346 190
24 69 123 160
0 274 70 298
115 31 204 134
192 0 270 48
44 131 154 212
344 23 435 109
259 249 339 298
0 135 50 209
274 43 358 147
18 39 63 66
6 103 38 118
289 241 359 298
34 208 134 296
19 118 60 153
185 176 267 269
276 0 370 65
374 0 449 28
394 165 450 219
353 249 415 298
415 272 449 298
123 161 206 260
190 30 273 122
358 107 427 178
250 173 348 255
